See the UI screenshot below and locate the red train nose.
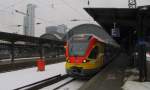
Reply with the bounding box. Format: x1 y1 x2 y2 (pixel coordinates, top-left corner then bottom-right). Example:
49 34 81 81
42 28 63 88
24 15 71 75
69 56 86 64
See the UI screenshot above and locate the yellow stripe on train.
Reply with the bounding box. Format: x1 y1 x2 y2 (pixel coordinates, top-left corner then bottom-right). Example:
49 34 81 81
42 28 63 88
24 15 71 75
65 62 102 69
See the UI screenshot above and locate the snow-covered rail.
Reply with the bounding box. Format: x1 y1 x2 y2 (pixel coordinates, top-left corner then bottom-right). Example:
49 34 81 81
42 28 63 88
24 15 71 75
15 74 68 90
53 78 76 90
41 78 87 90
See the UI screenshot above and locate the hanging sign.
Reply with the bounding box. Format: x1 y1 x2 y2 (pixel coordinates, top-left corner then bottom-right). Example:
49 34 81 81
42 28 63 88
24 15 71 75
111 28 120 37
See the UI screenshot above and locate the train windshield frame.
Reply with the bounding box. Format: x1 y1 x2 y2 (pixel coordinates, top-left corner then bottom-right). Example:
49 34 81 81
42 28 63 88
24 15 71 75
68 35 91 56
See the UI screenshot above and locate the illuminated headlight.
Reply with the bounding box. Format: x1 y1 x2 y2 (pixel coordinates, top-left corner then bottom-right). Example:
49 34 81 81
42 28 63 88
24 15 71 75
67 60 70 63
66 57 70 63
83 60 87 63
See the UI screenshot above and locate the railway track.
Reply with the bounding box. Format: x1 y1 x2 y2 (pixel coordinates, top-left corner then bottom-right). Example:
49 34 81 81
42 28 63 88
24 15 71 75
14 74 69 90
13 51 121 90
52 78 76 90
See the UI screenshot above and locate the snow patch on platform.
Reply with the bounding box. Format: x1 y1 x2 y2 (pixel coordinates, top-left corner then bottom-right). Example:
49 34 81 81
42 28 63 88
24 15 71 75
122 81 150 90
122 68 150 90
124 68 139 81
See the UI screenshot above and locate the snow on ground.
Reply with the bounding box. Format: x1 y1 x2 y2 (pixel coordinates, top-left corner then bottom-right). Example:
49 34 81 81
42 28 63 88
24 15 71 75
41 78 86 90
122 81 150 90
124 68 139 82
0 62 66 90
122 68 150 90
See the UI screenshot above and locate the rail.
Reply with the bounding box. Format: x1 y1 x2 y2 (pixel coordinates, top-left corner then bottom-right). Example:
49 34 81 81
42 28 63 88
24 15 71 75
53 78 76 90
14 74 68 90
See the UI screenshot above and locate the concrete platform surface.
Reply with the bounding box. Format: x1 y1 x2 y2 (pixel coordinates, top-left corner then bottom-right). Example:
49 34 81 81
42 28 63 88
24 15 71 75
79 53 129 90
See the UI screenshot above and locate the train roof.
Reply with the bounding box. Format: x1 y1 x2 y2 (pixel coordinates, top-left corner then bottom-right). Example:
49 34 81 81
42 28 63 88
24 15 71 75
64 24 119 47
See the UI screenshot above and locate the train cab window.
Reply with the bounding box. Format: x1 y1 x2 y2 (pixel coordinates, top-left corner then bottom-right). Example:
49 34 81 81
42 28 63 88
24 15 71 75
88 46 99 59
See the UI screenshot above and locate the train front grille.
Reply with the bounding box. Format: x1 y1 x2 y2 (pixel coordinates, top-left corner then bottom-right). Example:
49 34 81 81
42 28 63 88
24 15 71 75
71 67 82 74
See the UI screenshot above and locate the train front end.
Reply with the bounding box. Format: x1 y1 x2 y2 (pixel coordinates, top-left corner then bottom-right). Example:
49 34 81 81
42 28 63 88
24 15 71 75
65 34 99 77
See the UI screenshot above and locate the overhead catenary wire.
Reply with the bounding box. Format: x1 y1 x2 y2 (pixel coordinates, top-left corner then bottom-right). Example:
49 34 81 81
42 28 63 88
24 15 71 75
60 0 88 19
35 0 82 23
0 0 26 12
7 9 56 27
45 0 93 22
0 0 89 20
35 0 55 9
0 0 56 31
35 0 69 25
0 0 92 30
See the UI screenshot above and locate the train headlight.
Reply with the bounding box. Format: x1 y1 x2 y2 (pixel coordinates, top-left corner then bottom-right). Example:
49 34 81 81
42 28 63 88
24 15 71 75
83 60 87 63
66 57 69 63
66 58 70 63
67 60 70 63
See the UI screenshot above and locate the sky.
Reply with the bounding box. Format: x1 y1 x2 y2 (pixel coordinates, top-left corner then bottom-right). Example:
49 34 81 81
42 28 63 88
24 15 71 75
0 0 150 37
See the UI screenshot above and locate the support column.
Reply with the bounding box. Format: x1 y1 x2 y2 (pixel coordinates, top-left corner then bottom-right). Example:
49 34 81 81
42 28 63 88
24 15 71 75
10 41 15 63
129 30 134 66
137 8 147 81
39 44 43 59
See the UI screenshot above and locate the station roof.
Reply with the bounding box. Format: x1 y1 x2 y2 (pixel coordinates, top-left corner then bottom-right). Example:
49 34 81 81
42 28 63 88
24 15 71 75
0 32 64 45
40 31 64 41
85 8 137 27
84 6 150 48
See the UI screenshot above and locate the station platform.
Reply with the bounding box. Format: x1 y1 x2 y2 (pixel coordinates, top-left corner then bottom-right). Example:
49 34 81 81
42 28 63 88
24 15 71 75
0 56 65 73
79 53 129 90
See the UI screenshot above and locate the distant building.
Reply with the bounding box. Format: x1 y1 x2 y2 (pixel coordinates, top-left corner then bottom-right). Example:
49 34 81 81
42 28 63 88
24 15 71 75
46 24 67 34
40 31 64 41
57 24 67 33
42 25 67 41
46 26 58 33
23 4 36 36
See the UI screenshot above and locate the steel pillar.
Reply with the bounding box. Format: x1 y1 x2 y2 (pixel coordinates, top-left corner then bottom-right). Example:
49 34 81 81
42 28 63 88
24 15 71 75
137 7 147 81
39 44 44 59
10 42 15 63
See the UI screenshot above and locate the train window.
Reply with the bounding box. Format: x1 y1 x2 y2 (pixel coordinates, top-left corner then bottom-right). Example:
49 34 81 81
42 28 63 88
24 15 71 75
69 42 89 56
88 46 99 59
